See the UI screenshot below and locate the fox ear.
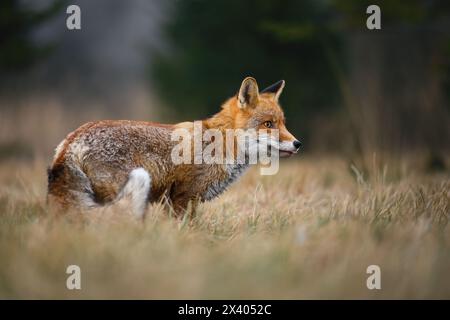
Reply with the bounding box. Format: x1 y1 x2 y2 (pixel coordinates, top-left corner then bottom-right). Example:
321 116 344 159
238 77 259 109
261 80 285 102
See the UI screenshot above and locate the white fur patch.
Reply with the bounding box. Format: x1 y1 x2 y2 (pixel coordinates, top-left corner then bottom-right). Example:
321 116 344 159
278 140 297 152
68 140 91 164
257 133 296 153
257 132 279 150
70 190 98 209
117 168 151 218
53 139 66 161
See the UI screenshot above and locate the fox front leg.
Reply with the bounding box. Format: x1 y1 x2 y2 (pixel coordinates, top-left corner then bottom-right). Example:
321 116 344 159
170 195 199 220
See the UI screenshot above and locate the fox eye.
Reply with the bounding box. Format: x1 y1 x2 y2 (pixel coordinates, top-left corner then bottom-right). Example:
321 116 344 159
263 121 273 128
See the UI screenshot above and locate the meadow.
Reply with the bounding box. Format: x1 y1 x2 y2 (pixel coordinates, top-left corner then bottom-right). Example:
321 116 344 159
1 0 449 301
0 150 448 299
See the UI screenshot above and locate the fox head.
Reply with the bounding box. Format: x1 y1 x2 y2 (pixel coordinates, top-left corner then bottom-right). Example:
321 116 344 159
231 77 302 158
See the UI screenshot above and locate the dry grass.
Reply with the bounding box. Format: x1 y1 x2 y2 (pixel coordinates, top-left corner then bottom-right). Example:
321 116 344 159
0 154 449 299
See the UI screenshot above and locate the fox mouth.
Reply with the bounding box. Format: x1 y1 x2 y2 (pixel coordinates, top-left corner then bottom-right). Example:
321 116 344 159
257 141 299 158
279 149 297 158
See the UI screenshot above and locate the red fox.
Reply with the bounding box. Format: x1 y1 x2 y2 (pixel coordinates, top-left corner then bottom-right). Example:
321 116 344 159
47 77 301 218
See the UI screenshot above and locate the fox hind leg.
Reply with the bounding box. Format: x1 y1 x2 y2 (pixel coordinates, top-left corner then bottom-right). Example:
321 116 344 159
116 168 151 219
47 163 98 213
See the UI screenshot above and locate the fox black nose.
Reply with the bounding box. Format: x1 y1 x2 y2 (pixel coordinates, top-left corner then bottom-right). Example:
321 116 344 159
293 140 302 149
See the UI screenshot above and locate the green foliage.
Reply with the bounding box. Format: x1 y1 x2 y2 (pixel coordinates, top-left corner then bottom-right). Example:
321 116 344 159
150 0 344 132
0 0 64 74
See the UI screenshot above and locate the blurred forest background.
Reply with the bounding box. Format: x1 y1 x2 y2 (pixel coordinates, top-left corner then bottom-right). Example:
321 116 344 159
0 0 449 170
